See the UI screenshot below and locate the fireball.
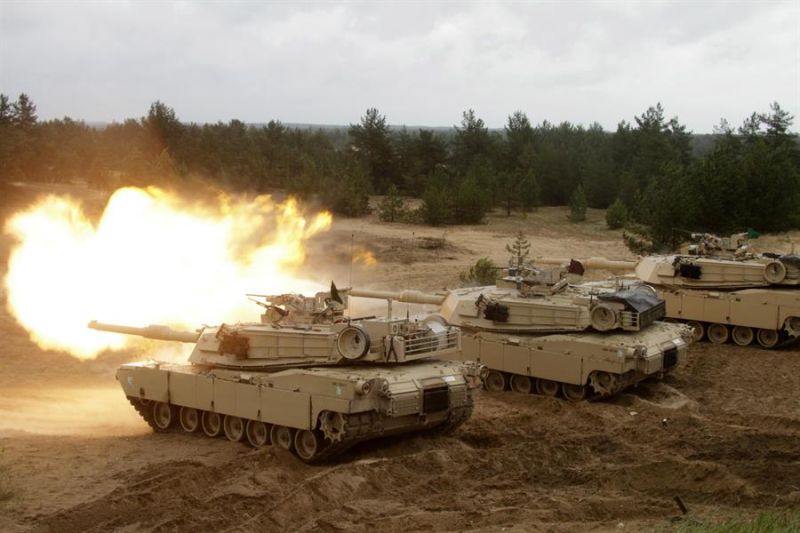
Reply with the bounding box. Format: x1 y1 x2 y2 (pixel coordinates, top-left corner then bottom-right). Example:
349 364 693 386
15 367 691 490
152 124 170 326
3 187 332 359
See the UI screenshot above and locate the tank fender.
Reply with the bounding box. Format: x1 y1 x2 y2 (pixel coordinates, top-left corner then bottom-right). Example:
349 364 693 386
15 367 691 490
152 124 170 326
634 337 686 375
117 364 169 403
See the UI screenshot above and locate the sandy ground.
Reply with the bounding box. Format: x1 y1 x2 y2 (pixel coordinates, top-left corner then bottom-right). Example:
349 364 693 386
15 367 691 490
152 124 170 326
1 184 799 532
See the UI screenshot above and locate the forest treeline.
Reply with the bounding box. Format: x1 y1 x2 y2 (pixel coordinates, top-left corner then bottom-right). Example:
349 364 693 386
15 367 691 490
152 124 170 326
0 93 798 249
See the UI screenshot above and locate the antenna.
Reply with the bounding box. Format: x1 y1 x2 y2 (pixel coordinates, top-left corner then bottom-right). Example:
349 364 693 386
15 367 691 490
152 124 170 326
406 231 414 319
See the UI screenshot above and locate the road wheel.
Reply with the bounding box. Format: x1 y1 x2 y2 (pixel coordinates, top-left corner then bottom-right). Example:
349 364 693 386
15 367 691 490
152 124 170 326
294 430 325 463
510 375 533 394
731 326 754 346
484 371 506 392
179 407 200 433
707 323 729 344
537 379 559 397
270 425 295 451
223 416 245 442
562 383 587 402
686 321 705 342
151 402 174 431
201 411 223 437
246 420 271 448
757 329 779 349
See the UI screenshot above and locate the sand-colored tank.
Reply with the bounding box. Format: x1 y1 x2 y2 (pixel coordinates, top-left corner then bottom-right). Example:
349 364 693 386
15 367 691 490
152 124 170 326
351 281 692 401
537 243 800 349
90 288 482 463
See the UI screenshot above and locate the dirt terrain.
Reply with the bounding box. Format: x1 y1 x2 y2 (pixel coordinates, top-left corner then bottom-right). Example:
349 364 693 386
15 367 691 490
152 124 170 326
1 184 799 532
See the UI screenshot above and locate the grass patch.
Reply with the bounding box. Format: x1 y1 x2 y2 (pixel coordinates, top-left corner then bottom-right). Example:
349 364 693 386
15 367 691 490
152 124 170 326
678 511 800 533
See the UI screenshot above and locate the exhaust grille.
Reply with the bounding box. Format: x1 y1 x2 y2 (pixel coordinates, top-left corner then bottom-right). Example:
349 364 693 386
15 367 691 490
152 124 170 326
422 385 449 414
663 347 678 369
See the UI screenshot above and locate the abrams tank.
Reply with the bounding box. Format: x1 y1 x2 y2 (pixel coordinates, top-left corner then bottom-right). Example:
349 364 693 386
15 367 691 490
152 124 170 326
350 276 691 401
90 287 481 463
537 241 800 349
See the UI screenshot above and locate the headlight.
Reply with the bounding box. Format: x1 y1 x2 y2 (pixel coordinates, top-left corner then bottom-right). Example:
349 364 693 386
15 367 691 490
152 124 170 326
354 380 371 395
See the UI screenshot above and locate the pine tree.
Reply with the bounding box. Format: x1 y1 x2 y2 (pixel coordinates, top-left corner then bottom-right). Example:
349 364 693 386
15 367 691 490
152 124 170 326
0 94 14 125
377 184 406 222
12 93 37 129
0 94 16 182
452 109 494 175
519 167 541 212
505 230 531 267
452 170 489 224
421 181 450 226
348 108 397 193
605 198 628 229
569 185 587 222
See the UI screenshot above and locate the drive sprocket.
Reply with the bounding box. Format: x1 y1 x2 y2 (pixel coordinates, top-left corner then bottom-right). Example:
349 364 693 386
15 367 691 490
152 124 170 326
320 411 347 443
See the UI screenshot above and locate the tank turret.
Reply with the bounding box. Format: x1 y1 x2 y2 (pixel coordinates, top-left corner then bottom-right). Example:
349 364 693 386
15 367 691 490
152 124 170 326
633 254 798 289
353 279 665 334
92 286 461 369
534 242 799 290
92 285 481 463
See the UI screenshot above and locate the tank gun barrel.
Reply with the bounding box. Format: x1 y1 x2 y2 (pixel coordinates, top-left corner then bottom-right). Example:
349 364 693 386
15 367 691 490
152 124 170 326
88 321 200 343
535 256 637 272
349 288 446 305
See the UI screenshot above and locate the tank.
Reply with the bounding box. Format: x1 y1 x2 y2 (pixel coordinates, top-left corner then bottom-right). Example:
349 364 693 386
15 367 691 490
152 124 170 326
89 287 482 463
536 238 800 349
350 278 692 401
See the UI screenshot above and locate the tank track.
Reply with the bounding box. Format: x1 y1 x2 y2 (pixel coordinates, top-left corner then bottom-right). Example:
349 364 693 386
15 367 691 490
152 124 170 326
303 412 378 463
427 405 473 435
128 397 160 431
301 439 356 464
482 371 646 401
125 397 470 463
677 319 797 349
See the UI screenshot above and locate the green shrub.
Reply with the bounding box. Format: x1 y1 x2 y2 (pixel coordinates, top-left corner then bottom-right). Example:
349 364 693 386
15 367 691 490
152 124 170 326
377 185 407 222
677 510 800 533
321 161 370 217
569 185 587 222
605 197 629 229
421 183 450 226
459 257 498 286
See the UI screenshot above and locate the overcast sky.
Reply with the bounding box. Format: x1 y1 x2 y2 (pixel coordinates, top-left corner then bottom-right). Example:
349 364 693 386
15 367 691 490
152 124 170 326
1 1 798 132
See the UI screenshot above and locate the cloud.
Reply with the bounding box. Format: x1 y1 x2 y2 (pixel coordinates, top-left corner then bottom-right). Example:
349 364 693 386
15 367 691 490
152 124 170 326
0 1 797 131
